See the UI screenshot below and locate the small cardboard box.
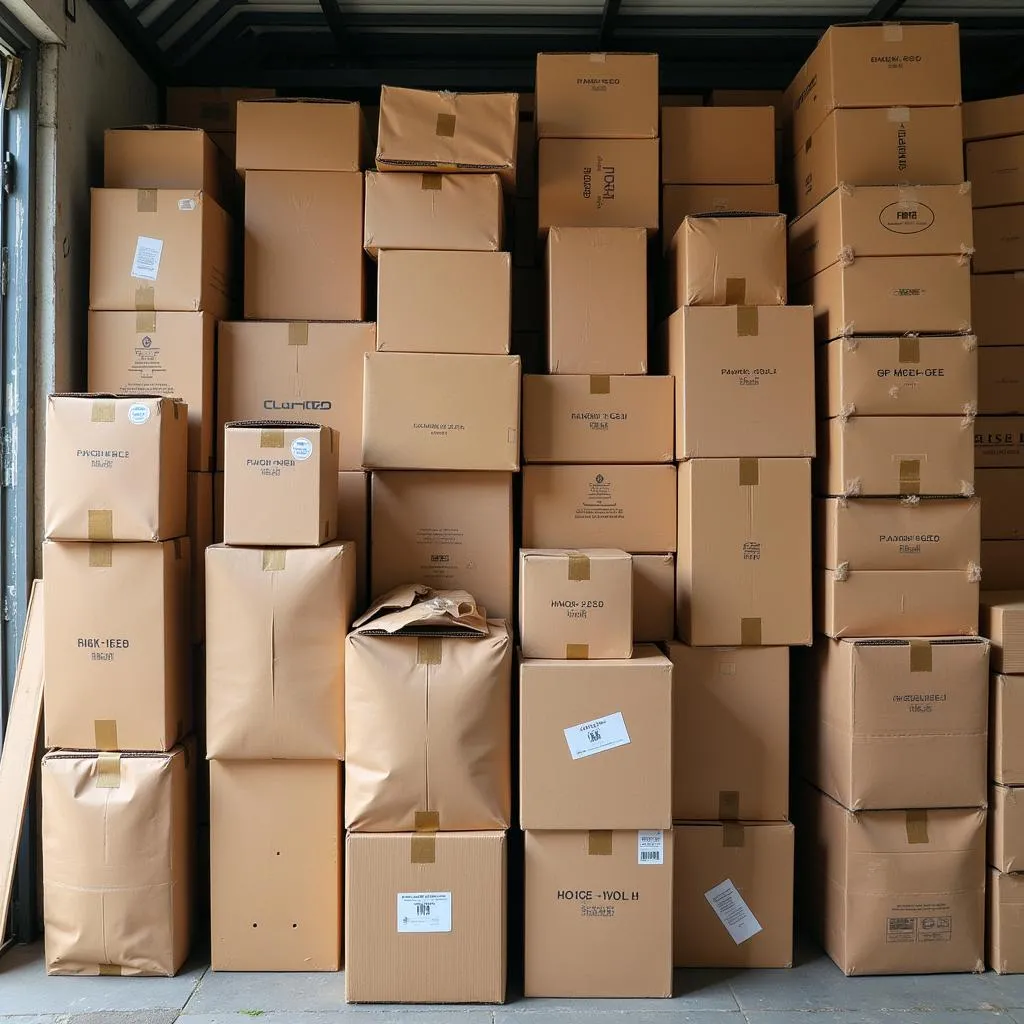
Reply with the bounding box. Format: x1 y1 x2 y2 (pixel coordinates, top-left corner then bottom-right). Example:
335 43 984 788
989 868 1024 974
973 204 1024 274
661 106 775 185
964 94 1024 142
982 593 1024 675
662 183 780 252
968 134 1024 209
338 471 369 612
632 553 674 643
980 346 1024 414
235 98 363 172
975 416 1024 468
991 784 1024 873
166 86 275 133
992 669 1024 783
977 469 1024 538
982 539 1024 591
973 273 1024 346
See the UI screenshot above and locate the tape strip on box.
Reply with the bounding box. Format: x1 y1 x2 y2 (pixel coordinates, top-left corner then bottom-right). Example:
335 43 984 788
725 277 747 305
909 639 933 672
89 544 113 569
288 322 309 347
87 510 113 542
719 790 740 820
588 830 613 856
91 400 115 423
723 823 745 848
262 550 286 572
741 617 762 646
136 189 157 213
136 311 157 333
906 809 930 844
565 643 589 660
260 429 284 449
94 719 118 750
567 553 591 581
96 752 121 789
417 637 442 666
589 374 611 395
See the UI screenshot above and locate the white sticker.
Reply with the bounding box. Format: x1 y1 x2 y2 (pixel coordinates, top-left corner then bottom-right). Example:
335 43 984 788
638 830 664 865
705 879 763 946
397 892 452 934
131 236 163 281
564 711 630 760
127 403 150 425
290 437 313 461
178 198 197 211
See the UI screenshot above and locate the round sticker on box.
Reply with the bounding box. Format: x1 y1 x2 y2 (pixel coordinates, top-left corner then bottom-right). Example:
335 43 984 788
291 437 313 461
128 403 150 425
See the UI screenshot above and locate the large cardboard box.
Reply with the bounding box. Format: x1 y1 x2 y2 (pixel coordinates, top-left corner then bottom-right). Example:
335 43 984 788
243 170 364 321
206 542 355 760
376 250 510 354
235 98 363 172
524 828 673 998
981 539 1024 591
968 135 1024 209
546 227 647 375
362 353 520 472
668 643 789 821
791 106 964 218
964 94 1024 142
989 868 1024 974
45 394 187 542
711 88 783 111
992 670 1024 784
338 471 369 611
217 320 374 473
977 469 1024 539
535 52 658 139
89 188 233 319
982 593 1024 674
370 470 513 620
538 139 659 233
673 822 794 969
662 184 780 251
522 464 677 552
991 784 1024 873
210 759 342 972
43 539 190 752
519 647 673 830
802 636 989 811
633 553 674 643
804 786 985 977
522 374 673 463
187 471 213 642
980 346 1024 414
973 273 1024 346
975 416 1024 468
676 458 812 647
346 831 506 1003
363 171 503 257
973 204 1024 274
222 422 338 547
166 86 275 133
667 305 815 459
42 746 192 977
661 106 775 185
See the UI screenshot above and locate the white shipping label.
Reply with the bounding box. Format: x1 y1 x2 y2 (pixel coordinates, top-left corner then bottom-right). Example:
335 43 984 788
131 236 163 281
564 711 630 760
705 879 763 946
127 403 151 425
397 892 452 934
638 830 664 865
290 437 313 461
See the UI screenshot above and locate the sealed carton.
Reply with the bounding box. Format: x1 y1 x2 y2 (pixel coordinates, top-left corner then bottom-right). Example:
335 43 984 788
538 139 659 233
235 98 363 172
89 188 233 319
968 135 1024 209
661 106 775 185
363 171 503 257
802 637 988 811
535 52 658 139
667 305 815 459
338 471 369 611
222 422 338 547
166 86 275 133
519 647 672 830
519 548 632 660
45 394 187 542
712 88 783 110
982 593 1024 674
991 784 1024 873
676 458 812 647
973 204 1024 274
973 273 1024 346
982 539 1024 591
522 464 677 553
992 670 1024 783
980 346 1024 414
346 831 506 1003
522 374 672 463
42 746 192 977
965 94 1024 142
976 416 1024 468
668 643 789 821
977 470 1024 539
546 226 647 374
243 170 364 321
524 828 673 998
217 320 374 473
673 823 794 969
376 250 510 354
210 759 341 971
633 553 674 642
662 183 780 251
187 472 213 642
989 868 1024 974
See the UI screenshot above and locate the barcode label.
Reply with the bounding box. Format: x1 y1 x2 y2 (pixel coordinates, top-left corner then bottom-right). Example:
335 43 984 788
705 879 763 945
638 830 664 865
397 891 452 933
564 711 630 760
131 236 163 281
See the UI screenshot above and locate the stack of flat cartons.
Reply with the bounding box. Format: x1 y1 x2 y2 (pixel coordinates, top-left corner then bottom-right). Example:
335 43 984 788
41 394 193 976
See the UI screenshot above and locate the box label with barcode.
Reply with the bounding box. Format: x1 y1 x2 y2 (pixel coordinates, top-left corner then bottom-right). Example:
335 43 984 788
396 891 452 934
564 711 630 760
637 830 664 865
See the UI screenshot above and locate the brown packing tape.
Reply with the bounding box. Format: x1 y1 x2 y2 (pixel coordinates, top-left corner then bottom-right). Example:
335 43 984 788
589 375 611 395
91 401 115 423
899 459 921 495
135 311 157 333
136 189 157 213
883 23 904 42
719 791 740 820
588 831 613 856
417 636 442 666
262 550 286 572
725 277 747 305
94 719 118 750
96 752 121 789
87 510 113 542
722 823 745 848
288 322 309 347
740 617 762 646
888 106 912 123
89 544 113 569
906 809 929 844
415 810 440 832
899 337 921 363
565 643 589 660
435 113 457 137
135 286 155 311
98 963 123 977
739 458 760 486
410 835 435 864
736 306 759 337
260 430 284 449
567 553 591 582
909 639 933 672
421 173 443 191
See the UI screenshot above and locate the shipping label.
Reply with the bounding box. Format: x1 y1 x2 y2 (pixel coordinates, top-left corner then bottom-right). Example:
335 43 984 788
638 830 664 865
564 711 630 760
397 891 452 934
705 879 763 945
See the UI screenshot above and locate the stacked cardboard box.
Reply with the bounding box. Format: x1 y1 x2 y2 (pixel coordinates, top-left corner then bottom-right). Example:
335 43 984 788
166 86 275 165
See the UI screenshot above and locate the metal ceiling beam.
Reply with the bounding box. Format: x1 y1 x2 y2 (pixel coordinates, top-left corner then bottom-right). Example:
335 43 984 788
148 0 197 41
319 0 349 55
866 0 907 19
598 0 622 47
165 0 238 65
85 0 168 82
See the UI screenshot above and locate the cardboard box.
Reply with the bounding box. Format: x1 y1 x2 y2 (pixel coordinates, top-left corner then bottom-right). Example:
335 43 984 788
546 226 647 374
376 86 518 190
43 539 190 752
538 139 659 233
222 422 338 546
88 311 215 472
978 470 1024 539
676 458 812 647
42 746 192 976
975 416 1024 468
973 204 1024 274
345 620 511 831
519 647 673 830
338 471 369 611
822 416 975 498
633 553 674 642
187 471 213 642
669 214 787 308
217 320 373 473
982 593 1024 674
210 759 341 971
992 670 1024 783
673 822 794 969
667 305 815 459
206 542 355 760
989 868 1024 974
370 470 513 620
519 548 632 660
661 106 775 185
968 134 1024 209
804 786 985 977
822 334 978 418
535 52 658 139
521 374 672 463
668 643 789 821
803 636 989 811
243 170 364 321
363 171 503 257
991 784 1024 873
166 86 275 133
376 250 510 354
711 88 783 112
236 98 363 172
965 95 1024 142
89 188 233 318
980 346 1024 414
662 184 780 252
362 353 520 472
972 273 1024 346
982 539 1024 591
45 394 188 542
522 464 677 553
783 23 962 144
791 106 964 218
524 828 673 998
346 831 506 1003
789 184 974 283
